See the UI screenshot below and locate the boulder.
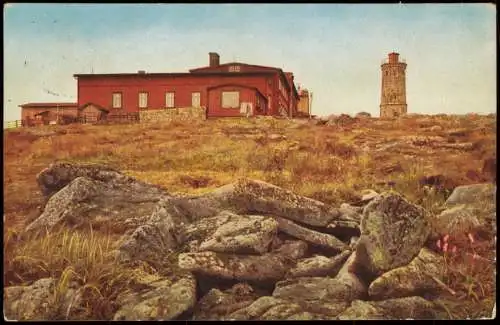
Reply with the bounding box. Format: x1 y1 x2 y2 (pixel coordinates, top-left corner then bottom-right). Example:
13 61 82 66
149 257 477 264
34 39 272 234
36 162 167 198
368 248 445 300
113 275 197 321
273 216 348 252
433 205 481 240
192 283 260 320
354 192 430 277
287 250 352 278
226 296 319 320
274 251 367 309
4 278 81 321
444 183 495 208
182 179 344 227
197 214 278 255
106 197 188 263
337 296 440 320
178 240 308 282
26 176 166 234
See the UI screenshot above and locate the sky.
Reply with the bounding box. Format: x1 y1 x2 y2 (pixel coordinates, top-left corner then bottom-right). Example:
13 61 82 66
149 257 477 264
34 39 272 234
3 3 497 121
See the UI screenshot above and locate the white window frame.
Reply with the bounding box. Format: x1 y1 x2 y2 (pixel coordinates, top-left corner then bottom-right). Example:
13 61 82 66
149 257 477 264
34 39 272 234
165 92 175 108
191 92 201 108
221 91 240 109
138 92 148 109
112 92 122 109
229 65 241 72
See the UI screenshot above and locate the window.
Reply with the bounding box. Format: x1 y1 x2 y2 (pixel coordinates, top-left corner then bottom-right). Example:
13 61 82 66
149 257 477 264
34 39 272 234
165 92 175 108
112 92 122 109
228 65 241 72
222 91 240 108
192 92 201 108
138 92 148 109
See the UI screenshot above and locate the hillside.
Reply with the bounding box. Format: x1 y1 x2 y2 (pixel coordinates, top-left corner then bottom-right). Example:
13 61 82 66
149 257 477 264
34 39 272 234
3 114 497 320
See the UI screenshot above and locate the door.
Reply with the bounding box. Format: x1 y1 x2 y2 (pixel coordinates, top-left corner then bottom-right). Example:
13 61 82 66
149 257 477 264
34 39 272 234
192 92 201 108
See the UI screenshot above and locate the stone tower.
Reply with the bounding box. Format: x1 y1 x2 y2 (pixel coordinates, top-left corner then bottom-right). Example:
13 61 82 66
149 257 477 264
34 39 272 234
380 52 407 118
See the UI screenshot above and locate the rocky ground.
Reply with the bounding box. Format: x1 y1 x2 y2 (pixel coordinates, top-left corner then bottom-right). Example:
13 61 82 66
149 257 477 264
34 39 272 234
4 162 496 320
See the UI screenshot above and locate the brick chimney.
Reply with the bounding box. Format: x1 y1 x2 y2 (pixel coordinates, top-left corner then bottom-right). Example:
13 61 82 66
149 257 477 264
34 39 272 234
209 52 220 67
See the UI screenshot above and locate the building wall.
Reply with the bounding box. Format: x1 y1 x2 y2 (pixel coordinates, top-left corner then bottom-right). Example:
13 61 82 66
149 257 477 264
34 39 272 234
76 73 296 118
21 105 78 121
297 92 310 115
380 57 407 118
80 104 108 122
139 107 206 123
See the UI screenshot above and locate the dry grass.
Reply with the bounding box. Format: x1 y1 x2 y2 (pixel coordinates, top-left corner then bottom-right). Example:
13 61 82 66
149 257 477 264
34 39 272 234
3 114 496 319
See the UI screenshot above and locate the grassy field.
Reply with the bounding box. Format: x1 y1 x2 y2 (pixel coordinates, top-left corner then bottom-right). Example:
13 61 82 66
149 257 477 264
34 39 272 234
3 114 496 320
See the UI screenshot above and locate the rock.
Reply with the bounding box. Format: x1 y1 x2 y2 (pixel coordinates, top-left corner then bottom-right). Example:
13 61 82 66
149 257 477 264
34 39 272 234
226 296 310 320
433 205 481 240
113 275 197 321
192 283 260 320
273 216 348 252
36 162 167 198
444 183 496 208
178 240 308 282
4 278 81 321
109 197 187 263
181 178 344 227
337 296 439 320
360 189 380 203
181 211 278 254
482 157 496 182
287 250 352 278
197 214 278 255
368 248 445 300
354 192 430 277
429 125 443 132
274 252 367 308
26 176 166 234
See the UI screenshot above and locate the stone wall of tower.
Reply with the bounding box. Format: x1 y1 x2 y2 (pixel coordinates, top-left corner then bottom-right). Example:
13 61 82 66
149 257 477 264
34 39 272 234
380 53 407 118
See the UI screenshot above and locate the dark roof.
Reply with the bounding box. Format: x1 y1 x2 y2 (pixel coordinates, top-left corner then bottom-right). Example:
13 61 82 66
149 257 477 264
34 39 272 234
73 71 276 78
79 102 109 113
34 110 50 116
189 62 282 73
207 83 267 99
19 102 78 108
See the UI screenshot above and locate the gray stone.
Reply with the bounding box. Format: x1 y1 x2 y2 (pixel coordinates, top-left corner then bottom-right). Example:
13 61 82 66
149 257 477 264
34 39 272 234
337 296 439 320
36 162 167 198
178 240 308 282
274 252 367 307
115 197 189 263
192 283 259 320
369 248 445 300
184 179 344 227
274 216 348 252
4 278 81 321
197 214 278 255
355 192 430 276
433 205 481 239
287 250 352 278
113 275 196 321
444 183 496 208
26 176 165 234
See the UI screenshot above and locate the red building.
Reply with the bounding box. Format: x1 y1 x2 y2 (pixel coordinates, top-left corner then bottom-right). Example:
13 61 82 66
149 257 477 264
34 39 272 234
20 102 78 126
74 52 300 118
